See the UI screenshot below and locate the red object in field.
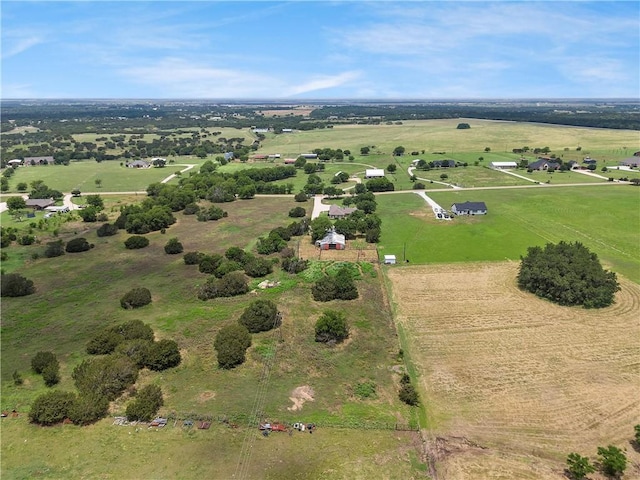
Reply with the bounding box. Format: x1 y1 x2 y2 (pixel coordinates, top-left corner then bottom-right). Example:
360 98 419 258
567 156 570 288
271 423 287 432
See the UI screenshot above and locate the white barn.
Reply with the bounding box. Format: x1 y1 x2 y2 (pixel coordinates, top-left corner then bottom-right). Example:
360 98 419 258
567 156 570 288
490 161 518 169
384 255 397 265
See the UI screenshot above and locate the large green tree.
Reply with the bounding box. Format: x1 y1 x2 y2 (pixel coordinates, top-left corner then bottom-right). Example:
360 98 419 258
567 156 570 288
239 300 280 333
597 445 627 477
566 453 595 480
518 241 620 308
315 310 349 343
214 324 252 369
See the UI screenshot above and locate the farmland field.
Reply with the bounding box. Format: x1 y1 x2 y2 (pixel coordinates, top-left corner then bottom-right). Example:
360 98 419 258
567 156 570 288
375 186 640 283
387 262 640 479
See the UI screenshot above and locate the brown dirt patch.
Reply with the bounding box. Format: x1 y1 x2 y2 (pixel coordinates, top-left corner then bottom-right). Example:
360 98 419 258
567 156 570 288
197 391 216 403
287 385 315 411
297 236 379 263
387 262 640 479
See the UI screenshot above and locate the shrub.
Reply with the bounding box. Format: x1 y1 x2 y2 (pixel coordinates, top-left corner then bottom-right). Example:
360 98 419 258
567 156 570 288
412 182 426 190
17 234 36 246
518 241 620 308
164 237 184 254
72 355 138 401
1 273 35 297
68 393 109 426
42 363 61 387
183 203 200 215
244 257 273 277
353 381 377 399
31 351 58 374
597 445 627 477
29 391 77 426
198 272 248 300
214 324 252 369
86 330 122 355
225 246 251 265
312 267 358 302
566 453 595 480
282 257 309 274
399 383 419 406
125 384 164 422
96 223 119 237
44 240 65 258
214 259 243 278
12 370 23 386
145 339 181 371
120 287 152 309
124 235 149 249
197 205 226 221
110 319 154 342
315 310 349 344
183 251 205 265
115 339 152 367
239 300 280 333
294 191 308 202
288 206 306 218
256 232 286 255
66 237 91 253
198 254 223 274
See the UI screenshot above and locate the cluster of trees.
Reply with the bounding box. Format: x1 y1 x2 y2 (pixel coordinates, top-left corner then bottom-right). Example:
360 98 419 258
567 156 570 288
256 219 308 255
215 299 281 368
566 442 631 479
518 241 620 308
311 266 359 302
398 373 419 406
31 351 60 387
28 320 179 426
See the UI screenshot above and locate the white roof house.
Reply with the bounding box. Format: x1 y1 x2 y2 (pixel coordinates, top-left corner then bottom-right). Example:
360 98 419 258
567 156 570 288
365 168 385 178
490 161 518 169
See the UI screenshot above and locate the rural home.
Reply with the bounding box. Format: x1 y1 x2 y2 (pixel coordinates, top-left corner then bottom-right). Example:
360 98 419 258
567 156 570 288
300 153 318 159
126 160 151 168
267 154 281 159
26 198 55 210
582 157 597 165
365 168 385 178
24 156 54 166
433 159 456 168
316 227 346 250
620 157 640 167
328 204 357 219
411 159 423 166
451 201 488 215
253 154 268 160
284 158 296 164
490 161 518 169
384 255 397 265
528 159 560 171
8 159 22 167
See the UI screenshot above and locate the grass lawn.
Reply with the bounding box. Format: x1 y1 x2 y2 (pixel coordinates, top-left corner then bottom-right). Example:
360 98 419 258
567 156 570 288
376 186 640 283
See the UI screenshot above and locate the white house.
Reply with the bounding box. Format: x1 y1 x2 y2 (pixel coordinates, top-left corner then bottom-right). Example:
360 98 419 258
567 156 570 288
300 153 318 159
384 255 397 265
451 201 488 215
365 168 385 178
490 161 518 169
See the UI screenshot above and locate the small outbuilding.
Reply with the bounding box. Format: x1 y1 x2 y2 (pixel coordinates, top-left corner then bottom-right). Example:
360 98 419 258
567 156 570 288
490 161 518 169
451 201 487 215
365 168 385 178
315 227 346 250
384 255 397 265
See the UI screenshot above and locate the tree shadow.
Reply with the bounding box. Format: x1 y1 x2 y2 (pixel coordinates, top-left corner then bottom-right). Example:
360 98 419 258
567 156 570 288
630 439 640 454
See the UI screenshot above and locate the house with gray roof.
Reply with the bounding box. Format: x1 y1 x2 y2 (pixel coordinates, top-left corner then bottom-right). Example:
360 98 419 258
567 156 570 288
451 201 487 215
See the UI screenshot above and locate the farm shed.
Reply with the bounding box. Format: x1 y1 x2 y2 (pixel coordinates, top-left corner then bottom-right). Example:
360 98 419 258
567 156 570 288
315 227 346 250
8 159 22 167
490 161 517 169
126 160 151 168
26 198 55 210
384 255 397 265
224 152 235 161
328 204 357 219
284 158 297 164
300 153 318 159
451 201 487 215
365 169 385 178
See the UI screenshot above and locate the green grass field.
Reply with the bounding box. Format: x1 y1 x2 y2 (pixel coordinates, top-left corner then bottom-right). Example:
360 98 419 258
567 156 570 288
376 186 640 283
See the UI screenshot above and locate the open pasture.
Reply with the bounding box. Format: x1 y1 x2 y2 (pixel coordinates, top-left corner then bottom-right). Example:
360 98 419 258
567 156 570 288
1 195 424 479
387 262 640 479
376 186 640 283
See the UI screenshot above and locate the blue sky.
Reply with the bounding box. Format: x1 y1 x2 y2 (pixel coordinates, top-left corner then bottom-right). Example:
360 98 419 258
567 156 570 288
2 1 639 99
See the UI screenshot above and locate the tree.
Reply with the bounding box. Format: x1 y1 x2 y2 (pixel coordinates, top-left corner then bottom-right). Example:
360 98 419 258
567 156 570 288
386 164 397 173
198 254 224 274
120 287 152 309
42 362 61 387
518 241 620 308
29 390 77 426
6 196 26 211
456 123 470 129
440 173 448 180
566 453 595 480
183 251 205 265
124 235 149 249
94 178 102 188
244 257 273 277
31 351 58 374
198 271 248 299
360 146 370 155
71 189 81 197
310 216 333 243
78 206 99 222
17 182 28 192
85 194 104 210
635 424 640 443
152 158 166 168
399 383 419 406
315 310 349 343
145 339 181 371
597 445 626 477
66 237 91 253
68 393 109 426
294 191 308 202
125 384 164 421
164 237 184 254
1 273 35 297
393 146 405 156
96 223 118 237
72 355 138 401
214 323 252 369
289 206 306 218
239 300 280 333
484 147 491 152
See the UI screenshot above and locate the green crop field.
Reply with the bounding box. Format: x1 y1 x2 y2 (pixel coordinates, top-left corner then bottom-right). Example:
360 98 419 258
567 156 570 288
375 185 640 283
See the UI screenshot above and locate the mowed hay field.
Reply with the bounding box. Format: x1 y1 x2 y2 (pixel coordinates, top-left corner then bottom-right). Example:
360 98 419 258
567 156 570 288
387 262 640 480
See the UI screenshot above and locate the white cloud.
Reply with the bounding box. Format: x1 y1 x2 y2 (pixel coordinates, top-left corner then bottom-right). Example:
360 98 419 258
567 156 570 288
285 71 362 97
1 36 44 59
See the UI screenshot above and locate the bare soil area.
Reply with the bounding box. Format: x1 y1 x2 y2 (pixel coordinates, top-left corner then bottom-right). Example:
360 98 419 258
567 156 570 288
387 262 640 479
287 385 315 411
297 237 379 263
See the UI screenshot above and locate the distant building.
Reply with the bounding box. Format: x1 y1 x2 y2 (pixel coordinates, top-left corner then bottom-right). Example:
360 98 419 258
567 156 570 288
620 157 640 167
451 201 488 215
300 153 318 159
26 198 55 210
315 227 346 250
384 255 397 265
328 204 357 219
24 156 54 166
490 161 518 169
